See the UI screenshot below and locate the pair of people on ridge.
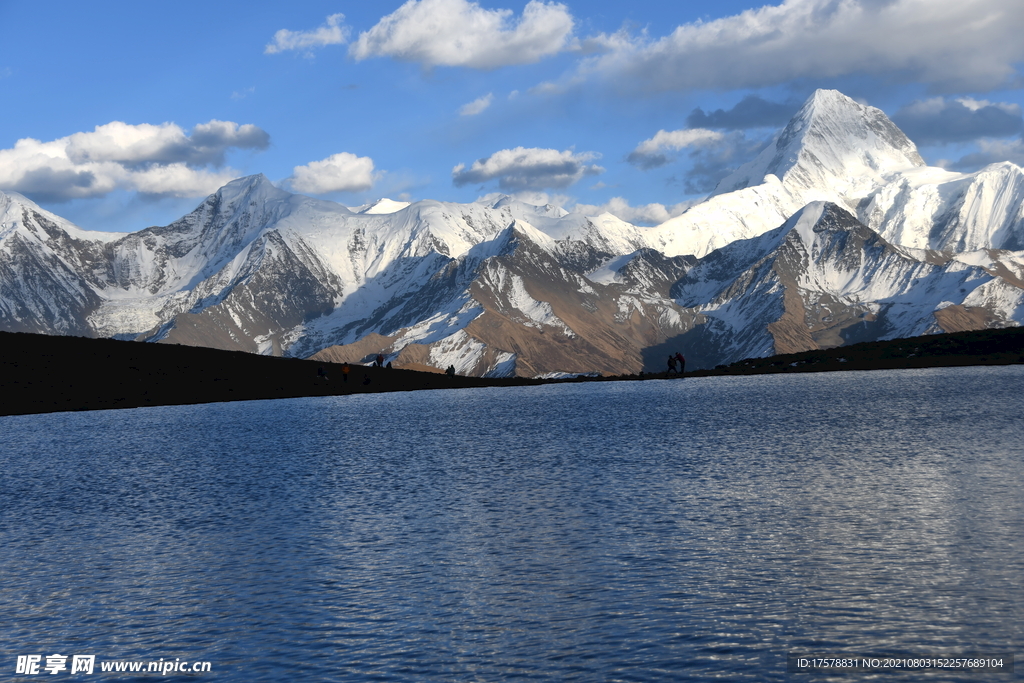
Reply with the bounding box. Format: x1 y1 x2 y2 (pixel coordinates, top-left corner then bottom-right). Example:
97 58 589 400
667 352 686 376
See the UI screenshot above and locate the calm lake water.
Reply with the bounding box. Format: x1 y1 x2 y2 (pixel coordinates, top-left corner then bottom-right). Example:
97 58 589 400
2 366 1022 681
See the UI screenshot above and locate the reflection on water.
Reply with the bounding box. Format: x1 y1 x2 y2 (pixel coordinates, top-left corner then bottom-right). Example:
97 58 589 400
1 366 1022 681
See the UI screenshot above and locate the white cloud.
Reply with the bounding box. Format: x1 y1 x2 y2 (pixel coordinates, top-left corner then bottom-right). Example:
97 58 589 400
265 13 349 55
958 98 1022 115
61 120 269 168
627 127 770 193
572 0 1024 94
350 0 574 69
288 152 376 194
627 128 726 170
125 164 238 197
572 197 696 225
632 128 725 156
231 86 256 100
459 93 494 116
0 121 269 202
452 147 603 190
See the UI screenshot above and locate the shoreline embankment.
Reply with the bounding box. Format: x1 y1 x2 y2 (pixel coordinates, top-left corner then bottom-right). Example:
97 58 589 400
2 327 1022 417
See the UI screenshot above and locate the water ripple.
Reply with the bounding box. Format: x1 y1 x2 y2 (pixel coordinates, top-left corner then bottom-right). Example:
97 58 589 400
2 366 1022 681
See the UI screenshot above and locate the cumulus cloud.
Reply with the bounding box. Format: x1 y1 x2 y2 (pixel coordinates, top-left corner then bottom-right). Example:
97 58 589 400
350 0 574 69
288 152 376 194
687 95 798 130
61 120 269 168
628 128 725 169
460 93 494 116
893 97 1023 145
0 121 270 202
572 197 696 225
265 13 350 55
452 147 603 190
574 0 1024 94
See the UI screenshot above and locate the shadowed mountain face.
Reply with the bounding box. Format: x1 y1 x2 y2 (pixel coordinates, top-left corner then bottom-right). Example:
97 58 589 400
2 90 1023 375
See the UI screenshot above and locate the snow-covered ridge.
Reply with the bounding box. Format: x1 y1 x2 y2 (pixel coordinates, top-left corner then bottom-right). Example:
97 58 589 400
2 88 1023 375
352 198 411 214
0 173 652 350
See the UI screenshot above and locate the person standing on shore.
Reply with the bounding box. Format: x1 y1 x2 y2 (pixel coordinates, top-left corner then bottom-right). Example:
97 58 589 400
675 352 686 375
342 363 350 382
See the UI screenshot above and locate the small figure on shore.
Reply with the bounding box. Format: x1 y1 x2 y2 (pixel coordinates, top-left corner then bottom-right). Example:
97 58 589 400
446 364 456 378
675 352 686 375
666 355 679 376
386 361 393 369
376 353 385 368
342 363 350 382
317 366 329 381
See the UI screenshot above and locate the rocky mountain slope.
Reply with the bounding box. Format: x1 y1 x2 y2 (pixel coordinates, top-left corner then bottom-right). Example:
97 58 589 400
1 89 1022 375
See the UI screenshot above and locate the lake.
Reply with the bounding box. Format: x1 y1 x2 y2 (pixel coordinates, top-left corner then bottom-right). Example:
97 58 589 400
2 366 1022 681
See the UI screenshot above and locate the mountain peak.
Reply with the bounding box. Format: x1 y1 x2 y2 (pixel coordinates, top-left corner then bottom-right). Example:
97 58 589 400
0 188 43 212
199 174 292 218
217 173 287 197
782 200 868 247
357 198 412 215
712 89 925 202
788 89 919 154
801 88 860 114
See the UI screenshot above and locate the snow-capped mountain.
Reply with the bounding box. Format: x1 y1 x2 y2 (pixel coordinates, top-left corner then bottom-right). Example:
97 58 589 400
0 178 670 373
662 202 1024 369
1 88 1022 374
647 90 1024 259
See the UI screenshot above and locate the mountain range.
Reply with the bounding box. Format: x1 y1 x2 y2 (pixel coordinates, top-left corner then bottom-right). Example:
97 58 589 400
2 89 1022 375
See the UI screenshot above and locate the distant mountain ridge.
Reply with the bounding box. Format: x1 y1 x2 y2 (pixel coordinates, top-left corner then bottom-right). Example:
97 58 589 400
1 89 1022 375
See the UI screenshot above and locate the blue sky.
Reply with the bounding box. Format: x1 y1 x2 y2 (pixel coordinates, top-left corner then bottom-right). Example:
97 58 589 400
1 0 1023 231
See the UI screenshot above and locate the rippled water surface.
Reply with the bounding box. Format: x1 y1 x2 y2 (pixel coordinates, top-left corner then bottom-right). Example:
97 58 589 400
2 366 1022 681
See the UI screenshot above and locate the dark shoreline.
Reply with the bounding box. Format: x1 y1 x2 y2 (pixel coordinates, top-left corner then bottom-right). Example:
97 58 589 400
686 326 1024 377
2 327 1023 417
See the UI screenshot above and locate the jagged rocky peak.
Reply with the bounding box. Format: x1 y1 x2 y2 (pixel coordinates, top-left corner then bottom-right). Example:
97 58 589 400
783 201 867 244
1 188 43 222
206 173 291 211
0 188 118 243
713 89 925 200
151 174 292 240
0 189 35 233
485 219 558 257
785 90 923 165
486 194 515 209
